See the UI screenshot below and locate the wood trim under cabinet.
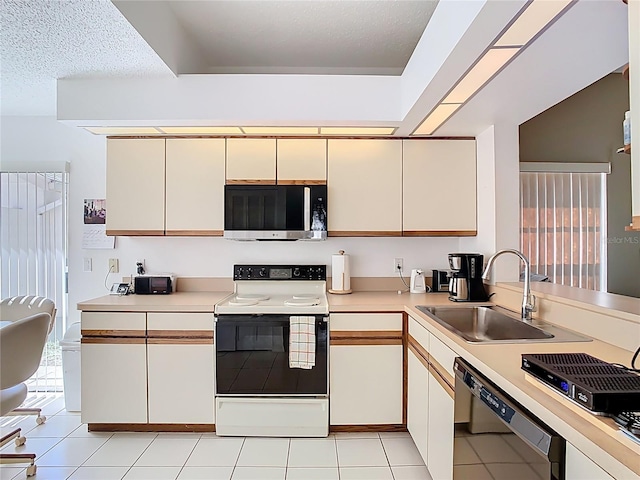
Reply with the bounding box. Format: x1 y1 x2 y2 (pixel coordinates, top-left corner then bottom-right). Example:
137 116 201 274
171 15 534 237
81 329 145 338
165 230 223 236
88 423 215 433
106 230 165 236
81 337 146 345
147 330 214 339
328 231 402 237
330 330 402 346
276 180 327 185
625 215 640 232
402 312 408 427
403 230 477 237
429 361 455 399
147 338 214 345
330 424 407 433
408 336 430 370
225 179 276 185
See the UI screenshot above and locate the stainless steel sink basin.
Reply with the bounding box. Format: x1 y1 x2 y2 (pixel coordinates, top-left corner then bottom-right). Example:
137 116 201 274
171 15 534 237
415 305 591 344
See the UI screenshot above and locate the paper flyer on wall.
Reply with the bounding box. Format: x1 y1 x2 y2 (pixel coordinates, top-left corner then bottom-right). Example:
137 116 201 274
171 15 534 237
82 199 115 249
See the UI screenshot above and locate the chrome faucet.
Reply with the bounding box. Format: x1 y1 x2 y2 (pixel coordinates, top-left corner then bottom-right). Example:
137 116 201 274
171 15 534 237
482 249 536 321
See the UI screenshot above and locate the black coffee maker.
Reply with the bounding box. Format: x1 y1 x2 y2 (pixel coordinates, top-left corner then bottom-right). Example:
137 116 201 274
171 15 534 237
448 253 489 302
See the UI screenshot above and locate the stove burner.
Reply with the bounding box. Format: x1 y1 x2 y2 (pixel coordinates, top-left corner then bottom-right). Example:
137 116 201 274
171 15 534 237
228 298 259 306
284 297 320 307
235 294 270 301
292 294 319 300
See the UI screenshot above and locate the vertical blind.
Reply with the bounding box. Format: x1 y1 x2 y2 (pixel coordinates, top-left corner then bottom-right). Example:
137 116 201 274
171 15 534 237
520 170 607 291
0 169 69 392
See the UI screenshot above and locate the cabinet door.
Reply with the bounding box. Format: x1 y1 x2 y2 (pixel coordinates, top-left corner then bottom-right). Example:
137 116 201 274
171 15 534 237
403 139 476 235
408 349 429 465
147 343 214 424
106 138 166 235
165 138 225 235
330 344 403 425
277 139 327 183
226 138 276 183
147 313 215 424
81 341 147 424
427 365 455 480
565 443 614 480
327 139 402 235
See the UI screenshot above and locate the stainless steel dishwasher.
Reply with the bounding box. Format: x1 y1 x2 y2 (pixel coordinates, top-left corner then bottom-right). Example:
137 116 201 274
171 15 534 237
453 358 565 480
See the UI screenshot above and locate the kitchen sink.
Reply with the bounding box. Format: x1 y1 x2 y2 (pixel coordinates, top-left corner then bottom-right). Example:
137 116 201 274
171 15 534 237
415 305 591 344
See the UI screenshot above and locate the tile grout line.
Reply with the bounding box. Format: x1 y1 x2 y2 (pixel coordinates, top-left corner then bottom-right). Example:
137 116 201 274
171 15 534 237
175 433 203 480
117 432 159 479
229 436 246 479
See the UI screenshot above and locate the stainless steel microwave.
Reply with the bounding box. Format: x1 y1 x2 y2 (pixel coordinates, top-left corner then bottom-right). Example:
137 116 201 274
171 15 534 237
223 185 327 240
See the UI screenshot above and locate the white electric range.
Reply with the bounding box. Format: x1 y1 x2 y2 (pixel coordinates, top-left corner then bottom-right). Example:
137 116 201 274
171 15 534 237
214 264 329 437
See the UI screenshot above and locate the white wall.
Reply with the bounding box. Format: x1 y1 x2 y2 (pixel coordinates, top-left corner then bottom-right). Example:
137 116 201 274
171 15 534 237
1 116 463 323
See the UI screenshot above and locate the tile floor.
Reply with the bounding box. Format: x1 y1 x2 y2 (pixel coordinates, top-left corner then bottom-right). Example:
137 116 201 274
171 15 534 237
1 397 431 480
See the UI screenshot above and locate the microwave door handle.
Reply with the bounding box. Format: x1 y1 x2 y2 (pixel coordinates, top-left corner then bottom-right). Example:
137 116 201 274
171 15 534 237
304 187 311 231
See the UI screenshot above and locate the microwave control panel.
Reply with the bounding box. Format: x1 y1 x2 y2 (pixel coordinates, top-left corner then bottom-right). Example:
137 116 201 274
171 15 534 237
234 264 326 281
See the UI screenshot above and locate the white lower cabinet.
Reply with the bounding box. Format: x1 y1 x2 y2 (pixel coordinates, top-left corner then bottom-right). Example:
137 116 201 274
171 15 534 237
330 344 403 425
565 443 614 480
427 366 455 480
147 343 214 424
407 349 429 464
81 341 147 424
147 312 215 424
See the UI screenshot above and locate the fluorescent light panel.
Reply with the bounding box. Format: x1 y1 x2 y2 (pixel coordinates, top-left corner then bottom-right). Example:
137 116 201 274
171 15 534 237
158 126 243 134
443 47 519 104
320 127 396 135
494 0 573 47
413 104 462 136
84 127 161 135
241 127 319 135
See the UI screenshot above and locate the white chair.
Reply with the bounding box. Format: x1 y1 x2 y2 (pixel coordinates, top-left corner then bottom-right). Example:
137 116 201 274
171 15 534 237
0 296 56 424
0 312 51 477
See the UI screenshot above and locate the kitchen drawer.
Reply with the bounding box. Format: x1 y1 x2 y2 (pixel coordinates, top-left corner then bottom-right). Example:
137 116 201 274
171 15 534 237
408 316 430 351
81 312 146 334
429 333 457 378
147 312 214 332
330 313 402 331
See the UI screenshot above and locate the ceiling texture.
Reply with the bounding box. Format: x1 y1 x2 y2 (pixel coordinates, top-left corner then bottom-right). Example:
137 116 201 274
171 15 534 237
0 0 630 137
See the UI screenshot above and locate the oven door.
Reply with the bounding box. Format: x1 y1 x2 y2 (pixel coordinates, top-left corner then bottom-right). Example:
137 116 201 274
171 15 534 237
215 314 328 396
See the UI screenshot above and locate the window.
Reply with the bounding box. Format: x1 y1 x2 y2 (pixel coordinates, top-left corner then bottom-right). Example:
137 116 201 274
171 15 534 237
520 163 608 291
0 165 69 392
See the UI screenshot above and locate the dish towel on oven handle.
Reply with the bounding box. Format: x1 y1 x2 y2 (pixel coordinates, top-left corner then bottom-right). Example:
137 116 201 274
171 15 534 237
289 316 316 369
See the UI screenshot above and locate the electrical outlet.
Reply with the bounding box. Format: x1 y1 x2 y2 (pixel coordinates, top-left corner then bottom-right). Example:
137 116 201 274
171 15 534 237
109 258 119 274
394 257 403 274
83 257 92 272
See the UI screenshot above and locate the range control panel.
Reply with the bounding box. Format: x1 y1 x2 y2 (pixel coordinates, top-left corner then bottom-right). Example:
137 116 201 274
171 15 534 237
233 264 326 281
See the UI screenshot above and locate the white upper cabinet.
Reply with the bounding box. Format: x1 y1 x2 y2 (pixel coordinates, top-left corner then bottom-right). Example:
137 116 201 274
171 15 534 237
165 138 226 235
226 138 276 183
276 139 327 184
403 139 477 235
106 138 166 235
328 139 402 235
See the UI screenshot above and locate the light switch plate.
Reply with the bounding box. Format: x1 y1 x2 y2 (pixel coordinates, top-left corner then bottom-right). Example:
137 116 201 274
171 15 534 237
83 257 92 272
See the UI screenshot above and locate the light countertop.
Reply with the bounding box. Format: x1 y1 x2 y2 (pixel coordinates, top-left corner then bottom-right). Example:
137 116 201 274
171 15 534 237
77 291 231 312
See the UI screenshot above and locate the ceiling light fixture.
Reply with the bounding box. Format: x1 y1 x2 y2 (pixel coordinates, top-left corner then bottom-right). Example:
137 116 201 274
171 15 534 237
158 126 243 135
412 0 575 136
320 127 396 136
241 127 319 135
83 127 162 135
494 0 573 47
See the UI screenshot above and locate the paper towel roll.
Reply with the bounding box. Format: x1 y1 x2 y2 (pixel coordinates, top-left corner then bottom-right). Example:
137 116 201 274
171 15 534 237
330 250 352 294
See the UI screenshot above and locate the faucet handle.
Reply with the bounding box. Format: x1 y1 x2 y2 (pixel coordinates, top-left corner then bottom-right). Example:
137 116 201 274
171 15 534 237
527 294 537 313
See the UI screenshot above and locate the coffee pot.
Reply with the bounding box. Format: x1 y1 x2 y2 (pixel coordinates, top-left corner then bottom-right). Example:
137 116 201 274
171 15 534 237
448 253 489 302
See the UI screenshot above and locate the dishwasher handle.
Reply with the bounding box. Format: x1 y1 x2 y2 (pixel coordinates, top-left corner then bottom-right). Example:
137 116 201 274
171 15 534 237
454 358 564 462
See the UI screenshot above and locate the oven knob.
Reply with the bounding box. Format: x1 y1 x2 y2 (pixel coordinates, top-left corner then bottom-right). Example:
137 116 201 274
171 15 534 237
293 267 301 277
237 267 243 278
259 268 267 277
247 267 253 278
